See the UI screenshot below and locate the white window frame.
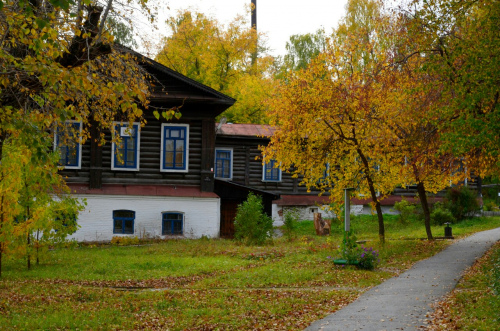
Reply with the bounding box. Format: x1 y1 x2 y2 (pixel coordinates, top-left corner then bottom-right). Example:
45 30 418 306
54 120 82 170
111 122 141 171
262 158 282 182
214 147 233 180
160 123 190 173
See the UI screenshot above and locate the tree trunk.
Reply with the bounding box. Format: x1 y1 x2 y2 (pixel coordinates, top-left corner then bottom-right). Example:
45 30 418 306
0 143 3 277
416 181 433 240
27 233 31 270
36 230 39 265
357 149 385 243
369 180 385 244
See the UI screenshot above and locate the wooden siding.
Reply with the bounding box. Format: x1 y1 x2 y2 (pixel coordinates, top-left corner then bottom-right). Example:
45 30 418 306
62 113 216 188
215 136 320 196
216 135 479 198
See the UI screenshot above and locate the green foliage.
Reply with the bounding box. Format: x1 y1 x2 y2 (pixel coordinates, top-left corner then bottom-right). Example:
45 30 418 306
356 245 380 270
107 17 138 49
276 29 326 78
282 207 300 240
445 186 481 221
338 230 358 263
333 231 379 270
234 193 273 245
482 200 499 212
0 136 83 273
407 0 500 171
392 198 417 223
110 236 140 246
430 202 456 225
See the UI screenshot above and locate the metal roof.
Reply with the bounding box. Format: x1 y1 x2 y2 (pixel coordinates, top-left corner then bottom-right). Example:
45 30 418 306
216 123 276 137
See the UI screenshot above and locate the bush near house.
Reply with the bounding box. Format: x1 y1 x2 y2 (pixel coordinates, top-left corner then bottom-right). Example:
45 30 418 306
392 198 418 223
282 207 300 240
445 186 481 221
234 193 273 245
431 202 456 225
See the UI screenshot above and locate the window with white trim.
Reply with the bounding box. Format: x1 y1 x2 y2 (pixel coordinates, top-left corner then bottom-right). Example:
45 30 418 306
215 148 233 179
112 122 140 171
263 159 281 182
113 210 135 234
162 212 183 235
161 124 189 172
55 121 82 169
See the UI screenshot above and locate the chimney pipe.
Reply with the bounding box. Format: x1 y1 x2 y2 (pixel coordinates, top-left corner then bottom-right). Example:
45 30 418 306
251 0 257 66
251 0 257 30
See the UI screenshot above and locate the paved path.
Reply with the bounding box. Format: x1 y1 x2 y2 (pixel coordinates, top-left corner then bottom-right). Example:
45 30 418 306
306 227 500 331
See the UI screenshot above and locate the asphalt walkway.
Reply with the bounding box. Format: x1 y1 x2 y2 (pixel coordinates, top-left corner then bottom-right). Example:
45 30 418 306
305 227 500 331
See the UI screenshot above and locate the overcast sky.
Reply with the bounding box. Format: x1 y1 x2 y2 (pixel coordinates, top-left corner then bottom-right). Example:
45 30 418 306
150 0 349 57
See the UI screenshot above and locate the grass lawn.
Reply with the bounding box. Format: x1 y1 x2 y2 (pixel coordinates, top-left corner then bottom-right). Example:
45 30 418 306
0 216 498 330
425 241 500 330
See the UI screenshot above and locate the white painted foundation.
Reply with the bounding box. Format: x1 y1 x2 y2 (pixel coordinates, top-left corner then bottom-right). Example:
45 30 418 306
272 204 366 226
70 195 220 242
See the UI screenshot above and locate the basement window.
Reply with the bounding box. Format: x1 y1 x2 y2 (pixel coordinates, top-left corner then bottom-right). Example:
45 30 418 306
113 210 135 234
162 212 183 235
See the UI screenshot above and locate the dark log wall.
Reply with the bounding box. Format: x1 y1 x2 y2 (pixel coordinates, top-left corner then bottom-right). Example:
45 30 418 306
216 136 318 195
61 114 214 187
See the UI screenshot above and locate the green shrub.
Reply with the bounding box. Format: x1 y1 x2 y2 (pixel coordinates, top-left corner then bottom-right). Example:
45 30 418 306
357 245 380 270
445 186 481 221
282 207 300 241
332 231 379 270
483 200 499 212
234 193 273 245
431 202 456 225
392 198 417 223
111 236 140 246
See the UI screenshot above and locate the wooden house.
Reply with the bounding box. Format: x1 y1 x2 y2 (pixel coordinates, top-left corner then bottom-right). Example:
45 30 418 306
57 53 235 241
214 123 476 237
214 123 336 237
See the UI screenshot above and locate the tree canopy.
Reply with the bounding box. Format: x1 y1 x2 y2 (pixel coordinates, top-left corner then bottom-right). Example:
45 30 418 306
0 0 166 273
263 0 497 241
156 9 275 124
399 0 500 176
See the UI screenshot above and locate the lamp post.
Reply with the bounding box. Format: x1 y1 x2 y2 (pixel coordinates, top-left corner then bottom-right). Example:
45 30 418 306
344 188 355 232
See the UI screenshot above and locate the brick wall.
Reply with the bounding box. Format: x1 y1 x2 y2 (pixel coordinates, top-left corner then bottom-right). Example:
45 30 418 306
69 195 220 242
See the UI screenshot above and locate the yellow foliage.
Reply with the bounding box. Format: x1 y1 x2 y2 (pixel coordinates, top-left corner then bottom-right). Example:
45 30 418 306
156 9 274 124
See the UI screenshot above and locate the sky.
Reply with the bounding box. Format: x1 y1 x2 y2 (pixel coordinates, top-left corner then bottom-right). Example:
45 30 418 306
150 0 349 57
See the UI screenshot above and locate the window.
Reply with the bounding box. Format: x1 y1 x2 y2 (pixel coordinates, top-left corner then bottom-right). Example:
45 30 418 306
112 122 140 171
161 124 189 172
55 121 82 169
263 159 281 182
215 148 233 179
113 210 135 234
162 212 183 235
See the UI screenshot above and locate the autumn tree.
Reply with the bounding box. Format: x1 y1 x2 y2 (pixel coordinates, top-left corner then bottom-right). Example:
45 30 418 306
0 0 172 272
381 58 471 240
156 9 275 123
15 136 83 270
398 0 500 176
372 0 499 239
265 0 401 243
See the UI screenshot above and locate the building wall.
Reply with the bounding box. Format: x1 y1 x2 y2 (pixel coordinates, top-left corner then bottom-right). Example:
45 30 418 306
272 204 373 226
216 136 321 196
70 194 220 242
